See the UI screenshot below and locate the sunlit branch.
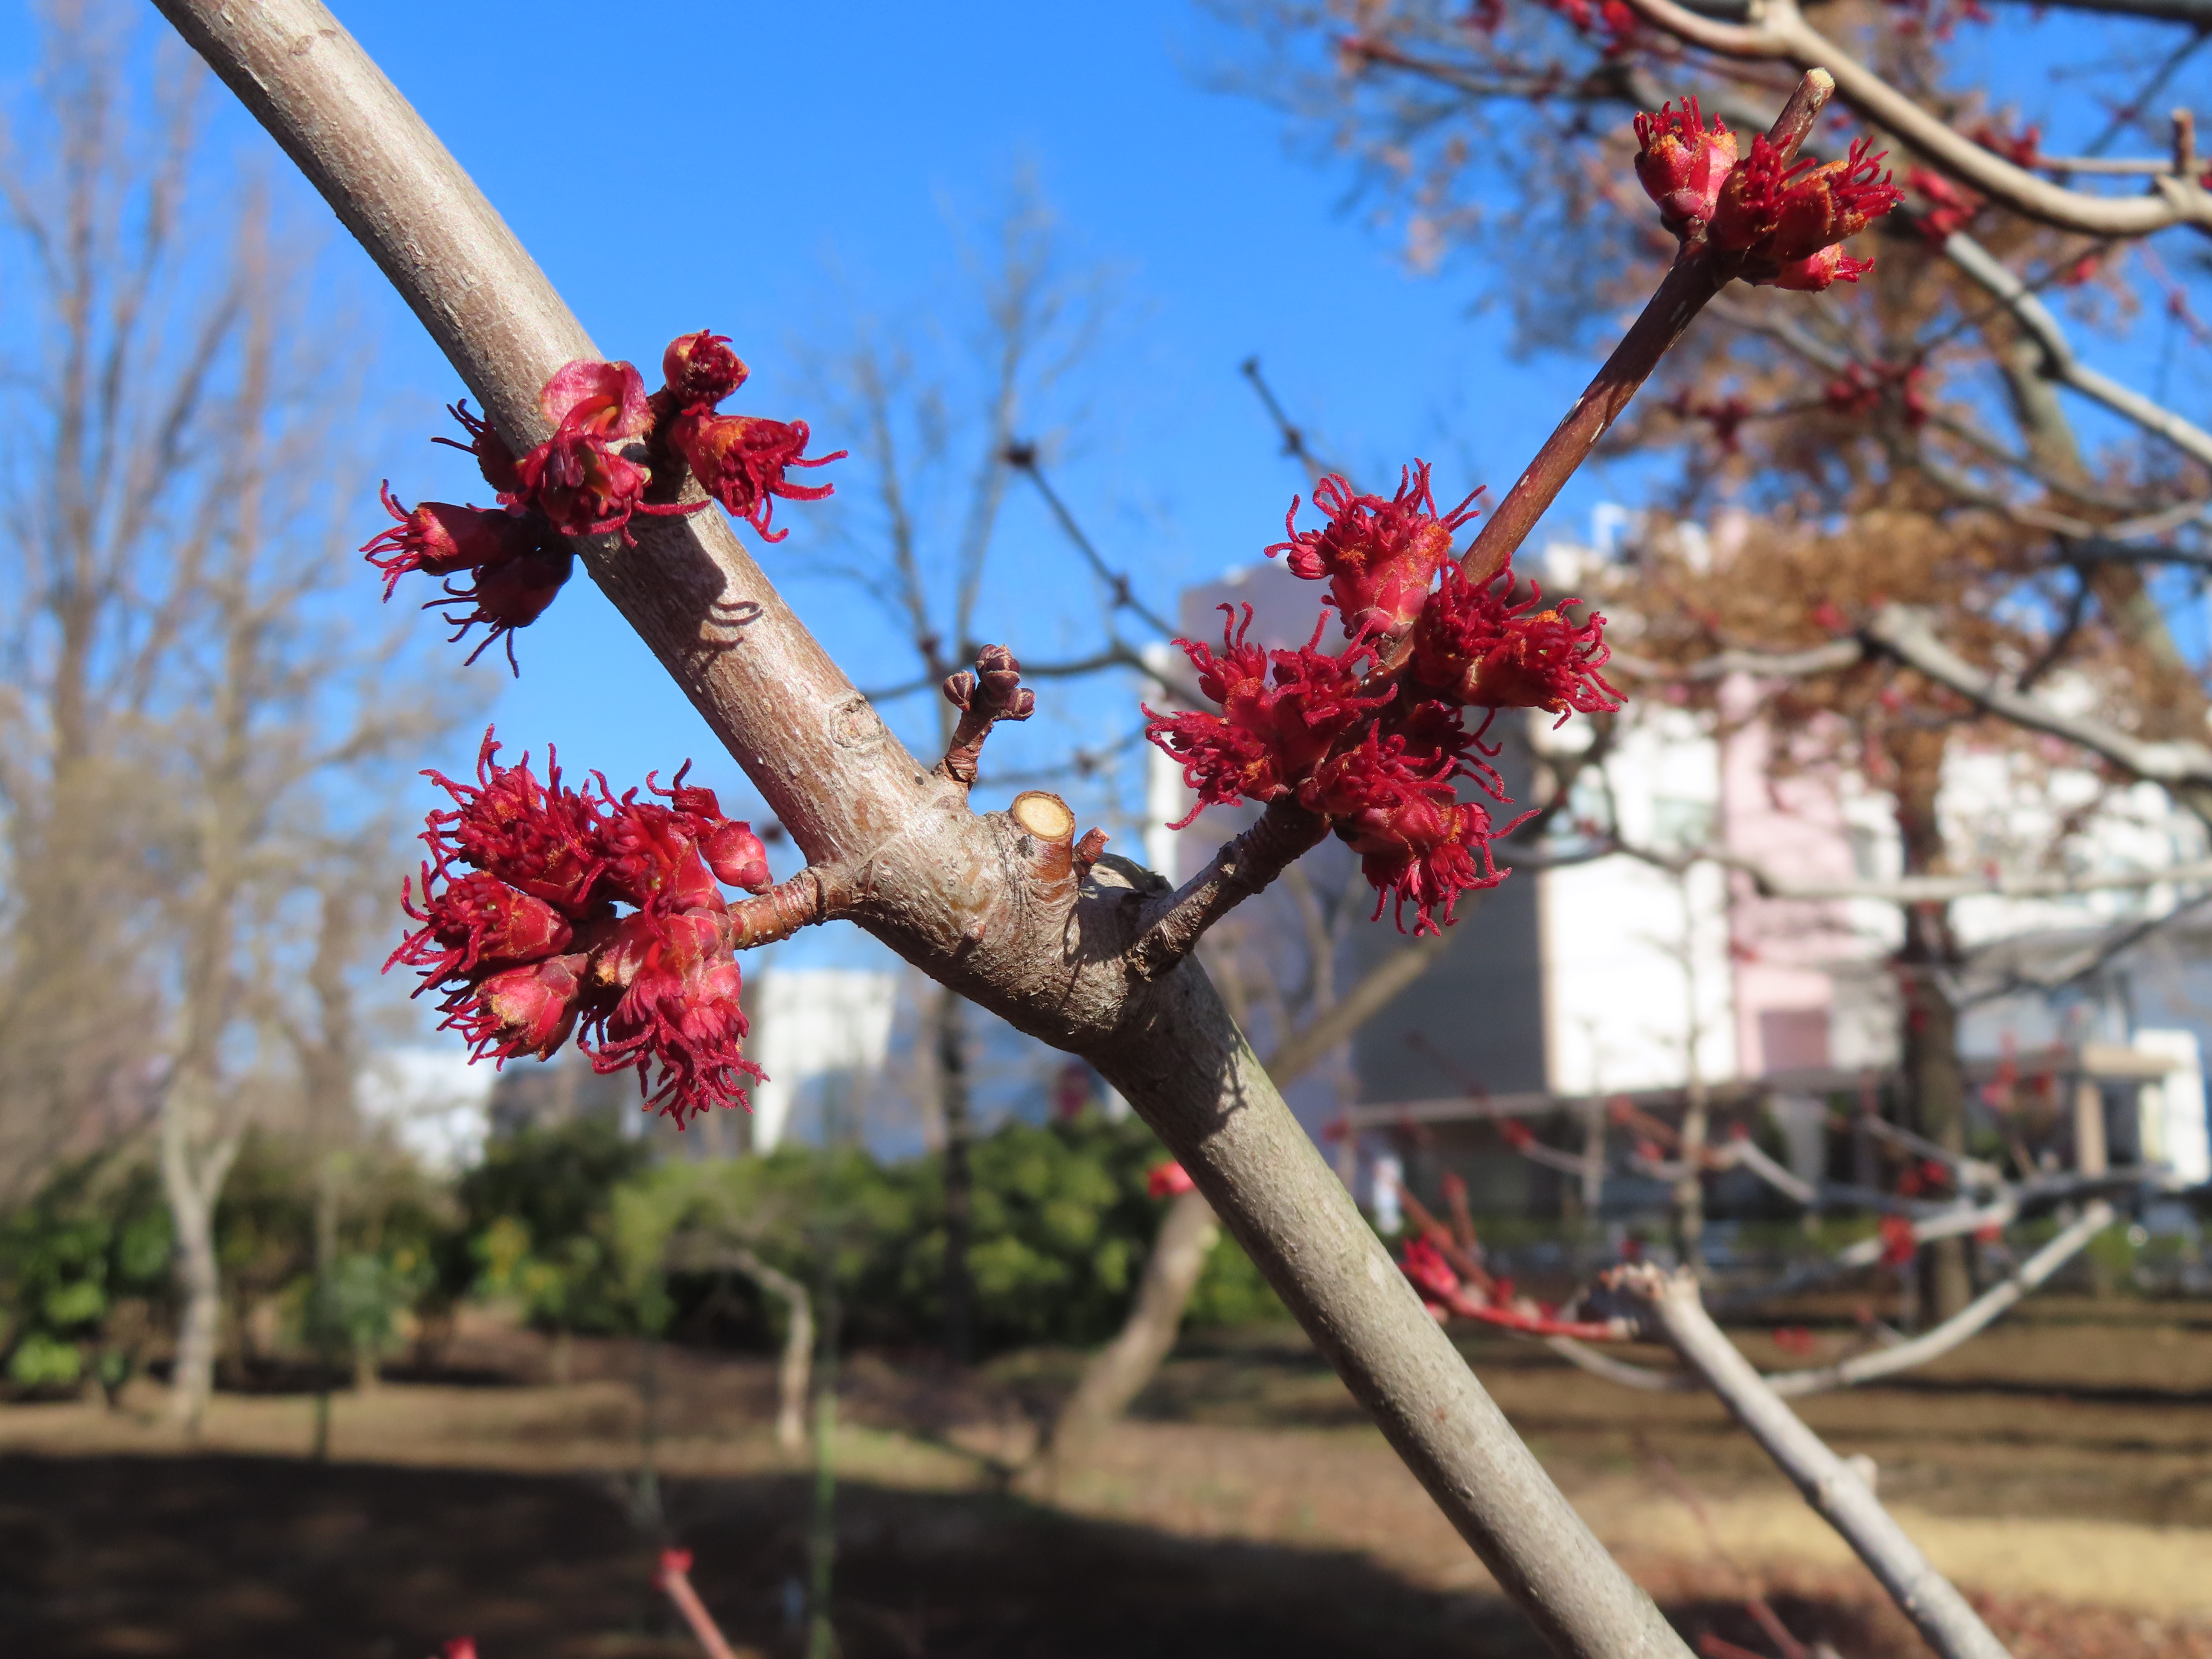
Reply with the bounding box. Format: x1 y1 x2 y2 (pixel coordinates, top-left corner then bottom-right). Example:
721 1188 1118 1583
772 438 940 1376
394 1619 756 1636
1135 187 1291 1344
1612 1264 2021 1659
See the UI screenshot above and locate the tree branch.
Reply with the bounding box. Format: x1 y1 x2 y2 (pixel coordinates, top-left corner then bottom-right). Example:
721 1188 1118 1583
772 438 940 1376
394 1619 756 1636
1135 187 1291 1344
1939 231 2212 472
1863 603 2212 810
1614 1265 2012 1659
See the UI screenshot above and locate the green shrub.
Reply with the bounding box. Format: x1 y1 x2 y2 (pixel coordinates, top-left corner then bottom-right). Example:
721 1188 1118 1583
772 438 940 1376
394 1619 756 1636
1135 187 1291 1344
0 1158 172 1398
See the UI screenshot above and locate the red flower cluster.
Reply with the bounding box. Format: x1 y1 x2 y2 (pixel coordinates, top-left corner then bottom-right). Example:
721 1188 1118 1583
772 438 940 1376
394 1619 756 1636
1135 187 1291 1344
1149 461 1605 933
1823 360 1930 428
1908 166 1979 242
660 330 845 541
1664 389 1755 453
1709 135 1901 287
388 731 774 1126
362 474 573 669
1544 0 1636 50
1409 570 1621 722
1635 103 1902 289
365 332 844 665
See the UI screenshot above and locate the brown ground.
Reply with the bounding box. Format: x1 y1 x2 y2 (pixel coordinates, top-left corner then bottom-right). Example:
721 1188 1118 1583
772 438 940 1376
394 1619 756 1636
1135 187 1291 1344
0 1298 2207 1658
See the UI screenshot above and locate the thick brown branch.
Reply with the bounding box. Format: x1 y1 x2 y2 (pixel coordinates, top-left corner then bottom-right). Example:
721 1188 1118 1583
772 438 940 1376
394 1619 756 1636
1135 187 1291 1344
1126 799 1330 981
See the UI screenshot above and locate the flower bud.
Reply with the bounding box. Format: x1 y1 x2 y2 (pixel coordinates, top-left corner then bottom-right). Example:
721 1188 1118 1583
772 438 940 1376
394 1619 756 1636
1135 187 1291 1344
1633 99 1738 238
662 330 751 411
477 953 589 1059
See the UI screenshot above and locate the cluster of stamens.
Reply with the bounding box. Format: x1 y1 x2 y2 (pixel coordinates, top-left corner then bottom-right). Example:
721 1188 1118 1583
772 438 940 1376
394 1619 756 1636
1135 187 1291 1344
1145 463 1620 935
1633 98 1903 290
362 332 844 669
388 731 776 1124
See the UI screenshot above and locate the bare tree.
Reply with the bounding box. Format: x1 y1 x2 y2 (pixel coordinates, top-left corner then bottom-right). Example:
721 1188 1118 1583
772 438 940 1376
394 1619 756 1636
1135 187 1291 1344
0 4 455 1433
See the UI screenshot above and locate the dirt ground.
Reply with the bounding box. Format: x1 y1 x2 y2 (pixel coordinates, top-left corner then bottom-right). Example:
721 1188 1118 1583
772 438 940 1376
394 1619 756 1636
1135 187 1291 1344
0 1299 2207 1658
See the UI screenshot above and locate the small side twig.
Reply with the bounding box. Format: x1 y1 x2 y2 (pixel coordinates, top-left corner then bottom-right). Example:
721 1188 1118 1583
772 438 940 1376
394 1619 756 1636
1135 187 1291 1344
1612 1265 2012 1659
656 1549 741 1659
1125 798 1330 981
727 864 857 951
1457 71 1836 587
936 644 1036 787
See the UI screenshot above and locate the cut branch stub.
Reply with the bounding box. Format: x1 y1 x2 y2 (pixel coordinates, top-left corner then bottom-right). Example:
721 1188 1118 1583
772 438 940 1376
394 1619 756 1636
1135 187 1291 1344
1011 790 1079 897
938 644 1036 786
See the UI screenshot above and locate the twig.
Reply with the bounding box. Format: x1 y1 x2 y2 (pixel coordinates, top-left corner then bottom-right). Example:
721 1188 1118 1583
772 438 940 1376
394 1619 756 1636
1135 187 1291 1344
1240 356 1347 482
936 644 1036 787
1614 1265 2013 1659
1557 1202 2113 1401
1621 0 2212 237
1001 441 1182 641
1126 798 1330 981
1863 605 2212 809
656 1550 741 1659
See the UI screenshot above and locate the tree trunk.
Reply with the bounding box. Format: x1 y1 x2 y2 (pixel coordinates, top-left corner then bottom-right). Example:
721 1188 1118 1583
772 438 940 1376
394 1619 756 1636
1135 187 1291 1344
1889 727 1973 1322
934 984 975 1365
159 1090 240 1438
1043 1187 1219 1463
728 1246 813 1452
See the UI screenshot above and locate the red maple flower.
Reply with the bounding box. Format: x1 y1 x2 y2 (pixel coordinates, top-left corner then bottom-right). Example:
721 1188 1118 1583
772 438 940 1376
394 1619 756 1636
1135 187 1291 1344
1312 731 1530 933
513 359 703 543
1267 464 1481 637
1770 246 1876 292
395 733 775 1124
651 766 774 893
1968 119 2040 169
361 484 540 600
1878 1213 1919 1267
1633 99 1738 239
421 732 612 916
452 953 592 1062
433 537 576 671
1410 572 1621 721
1147 1159 1196 1198
1824 360 1930 428
1401 1236 1467 1310
390 870 575 987
1144 607 1389 827
1709 135 1901 282
666 411 844 541
584 908 761 1123
661 329 751 412
432 401 523 495
1907 166 1979 241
